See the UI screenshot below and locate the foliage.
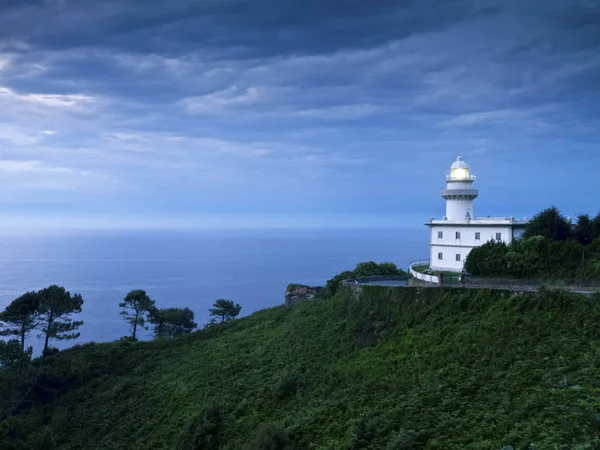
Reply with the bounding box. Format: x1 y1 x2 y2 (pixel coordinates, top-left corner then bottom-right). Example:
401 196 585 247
245 424 299 450
574 214 595 246
466 206 600 280
149 307 197 338
522 206 572 241
0 339 32 369
271 369 300 402
466 235 600 280
324 261 406 296
385 429 418 450
347 412 377 449
119 290 155 340
209 299 242 323
593 212 600 239
2 287 600 448
175 404 222 450
0 291 39 352
464 239 509 276
37 285 84 356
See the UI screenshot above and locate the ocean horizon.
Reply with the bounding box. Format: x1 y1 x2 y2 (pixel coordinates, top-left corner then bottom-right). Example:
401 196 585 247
0 227 426 351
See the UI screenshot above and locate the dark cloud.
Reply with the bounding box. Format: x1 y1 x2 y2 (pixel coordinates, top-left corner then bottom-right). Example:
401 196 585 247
1 0 483 58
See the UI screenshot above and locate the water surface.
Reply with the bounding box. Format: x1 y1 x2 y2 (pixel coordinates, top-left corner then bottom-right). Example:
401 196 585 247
0 228 425 349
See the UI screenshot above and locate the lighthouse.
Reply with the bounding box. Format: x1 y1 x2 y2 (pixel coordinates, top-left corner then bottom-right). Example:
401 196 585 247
442 156 478 222
425 156 528 273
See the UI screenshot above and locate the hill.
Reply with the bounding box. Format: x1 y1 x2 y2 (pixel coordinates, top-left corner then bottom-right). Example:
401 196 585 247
2 286 600 449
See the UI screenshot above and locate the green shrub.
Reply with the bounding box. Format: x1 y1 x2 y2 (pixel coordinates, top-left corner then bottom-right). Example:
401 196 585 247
385 429 417 450
347 413 377 449
26 427 57 450
271 370 299 402
176 404 222 450
245 424 299 450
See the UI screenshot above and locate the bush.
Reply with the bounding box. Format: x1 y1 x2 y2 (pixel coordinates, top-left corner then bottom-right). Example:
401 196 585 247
43 347 60 358
27 427 57 450
464 240 508 276
385 429 417 450
347 413 377 450
176 404 221 450
245 424 299 450
271 370 299 402
0 339 32 368
324 262 406 296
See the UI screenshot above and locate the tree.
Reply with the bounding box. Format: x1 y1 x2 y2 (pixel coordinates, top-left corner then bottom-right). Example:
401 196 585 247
0 339 32 369
119 290 155 340
573 214 594 246
149 307 197 338
37 285 84 356
522 206 572 241
209 299 242 323
0 292 39 352
593 212 600 240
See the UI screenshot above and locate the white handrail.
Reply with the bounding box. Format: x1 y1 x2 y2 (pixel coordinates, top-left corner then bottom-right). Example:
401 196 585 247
409 260 439 284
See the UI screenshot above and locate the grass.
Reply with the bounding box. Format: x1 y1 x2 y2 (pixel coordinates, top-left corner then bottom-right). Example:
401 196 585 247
411 264 430 274
2 287 600 449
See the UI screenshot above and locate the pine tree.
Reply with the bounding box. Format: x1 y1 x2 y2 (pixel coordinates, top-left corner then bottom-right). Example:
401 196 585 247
119 290 155 340
37 285 84 356
0 291 39 352
209 299 242 323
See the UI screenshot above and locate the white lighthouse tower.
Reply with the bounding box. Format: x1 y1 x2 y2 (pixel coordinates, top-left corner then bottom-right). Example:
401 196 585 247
425 156 528 273
443 156 478 222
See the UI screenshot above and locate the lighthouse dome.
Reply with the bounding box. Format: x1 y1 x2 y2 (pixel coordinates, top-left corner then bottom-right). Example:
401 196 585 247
451 156 469 170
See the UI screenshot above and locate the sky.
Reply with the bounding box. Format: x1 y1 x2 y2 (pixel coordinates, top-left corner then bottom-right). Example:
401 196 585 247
0 0 599 229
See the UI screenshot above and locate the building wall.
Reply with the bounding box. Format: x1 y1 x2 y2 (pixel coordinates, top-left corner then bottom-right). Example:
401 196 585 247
429 225 514 272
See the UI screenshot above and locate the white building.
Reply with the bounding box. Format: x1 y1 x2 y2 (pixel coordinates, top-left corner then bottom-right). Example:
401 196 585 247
427 157 528 273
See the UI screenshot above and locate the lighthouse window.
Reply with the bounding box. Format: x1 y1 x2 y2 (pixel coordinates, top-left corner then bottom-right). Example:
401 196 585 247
437 231 443 239
475 232 481 240
456 254 461 261
496 232 502 241
438 252 443 260
455 232 461 239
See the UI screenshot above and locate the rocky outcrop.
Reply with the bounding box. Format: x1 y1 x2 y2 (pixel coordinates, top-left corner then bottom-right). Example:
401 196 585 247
285 284 324 306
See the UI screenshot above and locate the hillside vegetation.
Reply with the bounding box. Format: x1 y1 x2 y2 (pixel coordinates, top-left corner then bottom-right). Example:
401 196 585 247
2 287 600 449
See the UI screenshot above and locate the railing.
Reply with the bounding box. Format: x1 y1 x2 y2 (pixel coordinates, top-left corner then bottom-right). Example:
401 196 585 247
409 259 439 284
342 275 408 286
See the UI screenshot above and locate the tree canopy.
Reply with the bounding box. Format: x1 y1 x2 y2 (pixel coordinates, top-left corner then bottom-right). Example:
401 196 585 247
467 207 600 280
573 214 595 246
119 290 155 340
37 285 84 356
522 206 572 241
0 339 31 369
0 291 39 352
149 307 197 338
209 299 242 323
324 261 405 296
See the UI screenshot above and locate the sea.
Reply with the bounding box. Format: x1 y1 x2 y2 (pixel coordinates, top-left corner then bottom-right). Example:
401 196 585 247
0 228 426 351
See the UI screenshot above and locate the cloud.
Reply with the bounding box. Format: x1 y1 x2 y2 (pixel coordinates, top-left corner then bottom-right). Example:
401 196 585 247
0 0 598 224
0 160 79 174
0 86 93 108
184 86 262 113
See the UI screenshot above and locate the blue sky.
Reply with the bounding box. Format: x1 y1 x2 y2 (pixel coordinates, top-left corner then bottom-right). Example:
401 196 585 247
0 0 599 229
